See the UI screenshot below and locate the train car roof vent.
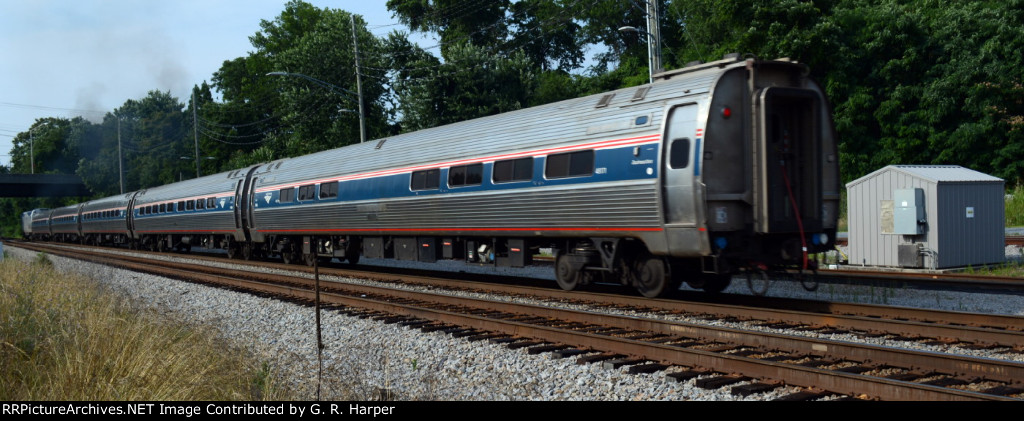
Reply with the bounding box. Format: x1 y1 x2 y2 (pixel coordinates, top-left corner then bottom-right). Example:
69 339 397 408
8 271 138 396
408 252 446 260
595 93 615 108
375 138 387 150
631 86 651 102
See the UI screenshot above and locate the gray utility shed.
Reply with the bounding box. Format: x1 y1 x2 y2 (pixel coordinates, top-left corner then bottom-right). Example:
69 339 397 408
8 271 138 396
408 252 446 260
846 165 1004 269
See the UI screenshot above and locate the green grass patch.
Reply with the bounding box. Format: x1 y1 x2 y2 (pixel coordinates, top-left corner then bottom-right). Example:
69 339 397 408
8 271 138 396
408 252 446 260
1007 184 1024 228
967 261 1024 278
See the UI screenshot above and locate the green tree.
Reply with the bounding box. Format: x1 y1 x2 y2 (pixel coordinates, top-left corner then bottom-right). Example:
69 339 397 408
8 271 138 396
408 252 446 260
211 1 391 160
392 42 537 132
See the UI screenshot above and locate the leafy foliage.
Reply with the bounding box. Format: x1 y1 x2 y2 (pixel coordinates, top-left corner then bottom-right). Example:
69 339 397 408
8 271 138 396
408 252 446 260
4 0 1024 233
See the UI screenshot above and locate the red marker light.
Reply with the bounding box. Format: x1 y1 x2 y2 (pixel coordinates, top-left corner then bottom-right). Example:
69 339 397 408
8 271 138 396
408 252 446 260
722 107 732 118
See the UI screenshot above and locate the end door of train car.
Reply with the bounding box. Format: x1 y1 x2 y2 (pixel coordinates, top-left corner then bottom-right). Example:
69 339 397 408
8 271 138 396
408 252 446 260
658 58 839 283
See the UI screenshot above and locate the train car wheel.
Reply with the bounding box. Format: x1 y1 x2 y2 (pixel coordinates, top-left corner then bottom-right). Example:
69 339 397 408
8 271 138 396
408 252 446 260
633 255 670 298
555 254 581 291
746 270 770 296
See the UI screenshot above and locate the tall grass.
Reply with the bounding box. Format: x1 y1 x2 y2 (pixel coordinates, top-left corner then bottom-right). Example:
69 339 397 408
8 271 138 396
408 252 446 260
1007 184 1024 227
0 256 292 401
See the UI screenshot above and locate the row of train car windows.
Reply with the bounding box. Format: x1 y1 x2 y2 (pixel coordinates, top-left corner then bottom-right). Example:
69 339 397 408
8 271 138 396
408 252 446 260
411 150 594 191
84 210 124 220
272 150 594 201
279 181 338 203
140 197 218 215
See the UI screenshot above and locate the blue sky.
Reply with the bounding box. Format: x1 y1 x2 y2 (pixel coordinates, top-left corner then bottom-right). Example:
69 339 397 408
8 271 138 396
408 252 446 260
0 0 438 167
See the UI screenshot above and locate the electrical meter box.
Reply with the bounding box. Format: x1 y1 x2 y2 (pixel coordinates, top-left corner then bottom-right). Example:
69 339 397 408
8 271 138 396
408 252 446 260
894 188 925 234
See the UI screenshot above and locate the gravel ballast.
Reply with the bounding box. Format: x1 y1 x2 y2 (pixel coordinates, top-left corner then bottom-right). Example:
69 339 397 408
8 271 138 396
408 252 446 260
5 244 1023 400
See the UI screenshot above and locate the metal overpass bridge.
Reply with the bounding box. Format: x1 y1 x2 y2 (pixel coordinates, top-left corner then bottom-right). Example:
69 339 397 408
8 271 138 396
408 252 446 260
0 174 92 197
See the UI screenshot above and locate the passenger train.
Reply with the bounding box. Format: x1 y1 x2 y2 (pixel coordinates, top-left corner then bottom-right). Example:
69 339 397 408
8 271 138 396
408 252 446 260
22 55 840 297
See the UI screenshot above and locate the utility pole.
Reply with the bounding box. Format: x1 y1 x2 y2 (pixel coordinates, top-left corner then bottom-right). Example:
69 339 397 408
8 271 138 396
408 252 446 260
192 90 201 178
29 128 34 174
351 14 366 143
118 117 124 194
645 0 662 78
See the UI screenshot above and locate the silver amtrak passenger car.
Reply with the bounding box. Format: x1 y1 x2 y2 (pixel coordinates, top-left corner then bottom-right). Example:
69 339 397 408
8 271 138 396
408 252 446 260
32 55 839 298
238 55 840 297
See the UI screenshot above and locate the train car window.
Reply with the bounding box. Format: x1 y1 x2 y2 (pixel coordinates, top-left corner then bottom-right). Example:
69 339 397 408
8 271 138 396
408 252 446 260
320 181 339 199
448 163 483 187
493 157 533 183
545 150 594 179
178 201 186 212
280 188 295 203
159 203 166 213
411 169 440 190
196 199 205 210
298 184 316 201
207 197 216 208
186 200 194 211
669 138 691 169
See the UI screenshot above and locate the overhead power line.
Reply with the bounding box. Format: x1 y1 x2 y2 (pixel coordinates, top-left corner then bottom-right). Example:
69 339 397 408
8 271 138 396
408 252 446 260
0 101 107 115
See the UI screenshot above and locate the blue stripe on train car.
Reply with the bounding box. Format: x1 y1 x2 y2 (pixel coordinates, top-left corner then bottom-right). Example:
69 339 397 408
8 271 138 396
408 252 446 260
255 143 662 210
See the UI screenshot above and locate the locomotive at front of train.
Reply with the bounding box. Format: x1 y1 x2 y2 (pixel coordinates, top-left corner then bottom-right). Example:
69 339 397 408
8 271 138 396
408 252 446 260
659 57 840 293
21 209 42 240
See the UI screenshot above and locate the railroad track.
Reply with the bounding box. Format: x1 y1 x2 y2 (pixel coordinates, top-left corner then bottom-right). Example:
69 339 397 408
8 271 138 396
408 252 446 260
12 241 1024 401
19 240 1024 348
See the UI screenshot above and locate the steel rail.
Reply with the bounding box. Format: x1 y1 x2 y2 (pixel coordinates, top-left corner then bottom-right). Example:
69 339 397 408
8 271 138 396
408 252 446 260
12 242 1022 401
15 240 1024 346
